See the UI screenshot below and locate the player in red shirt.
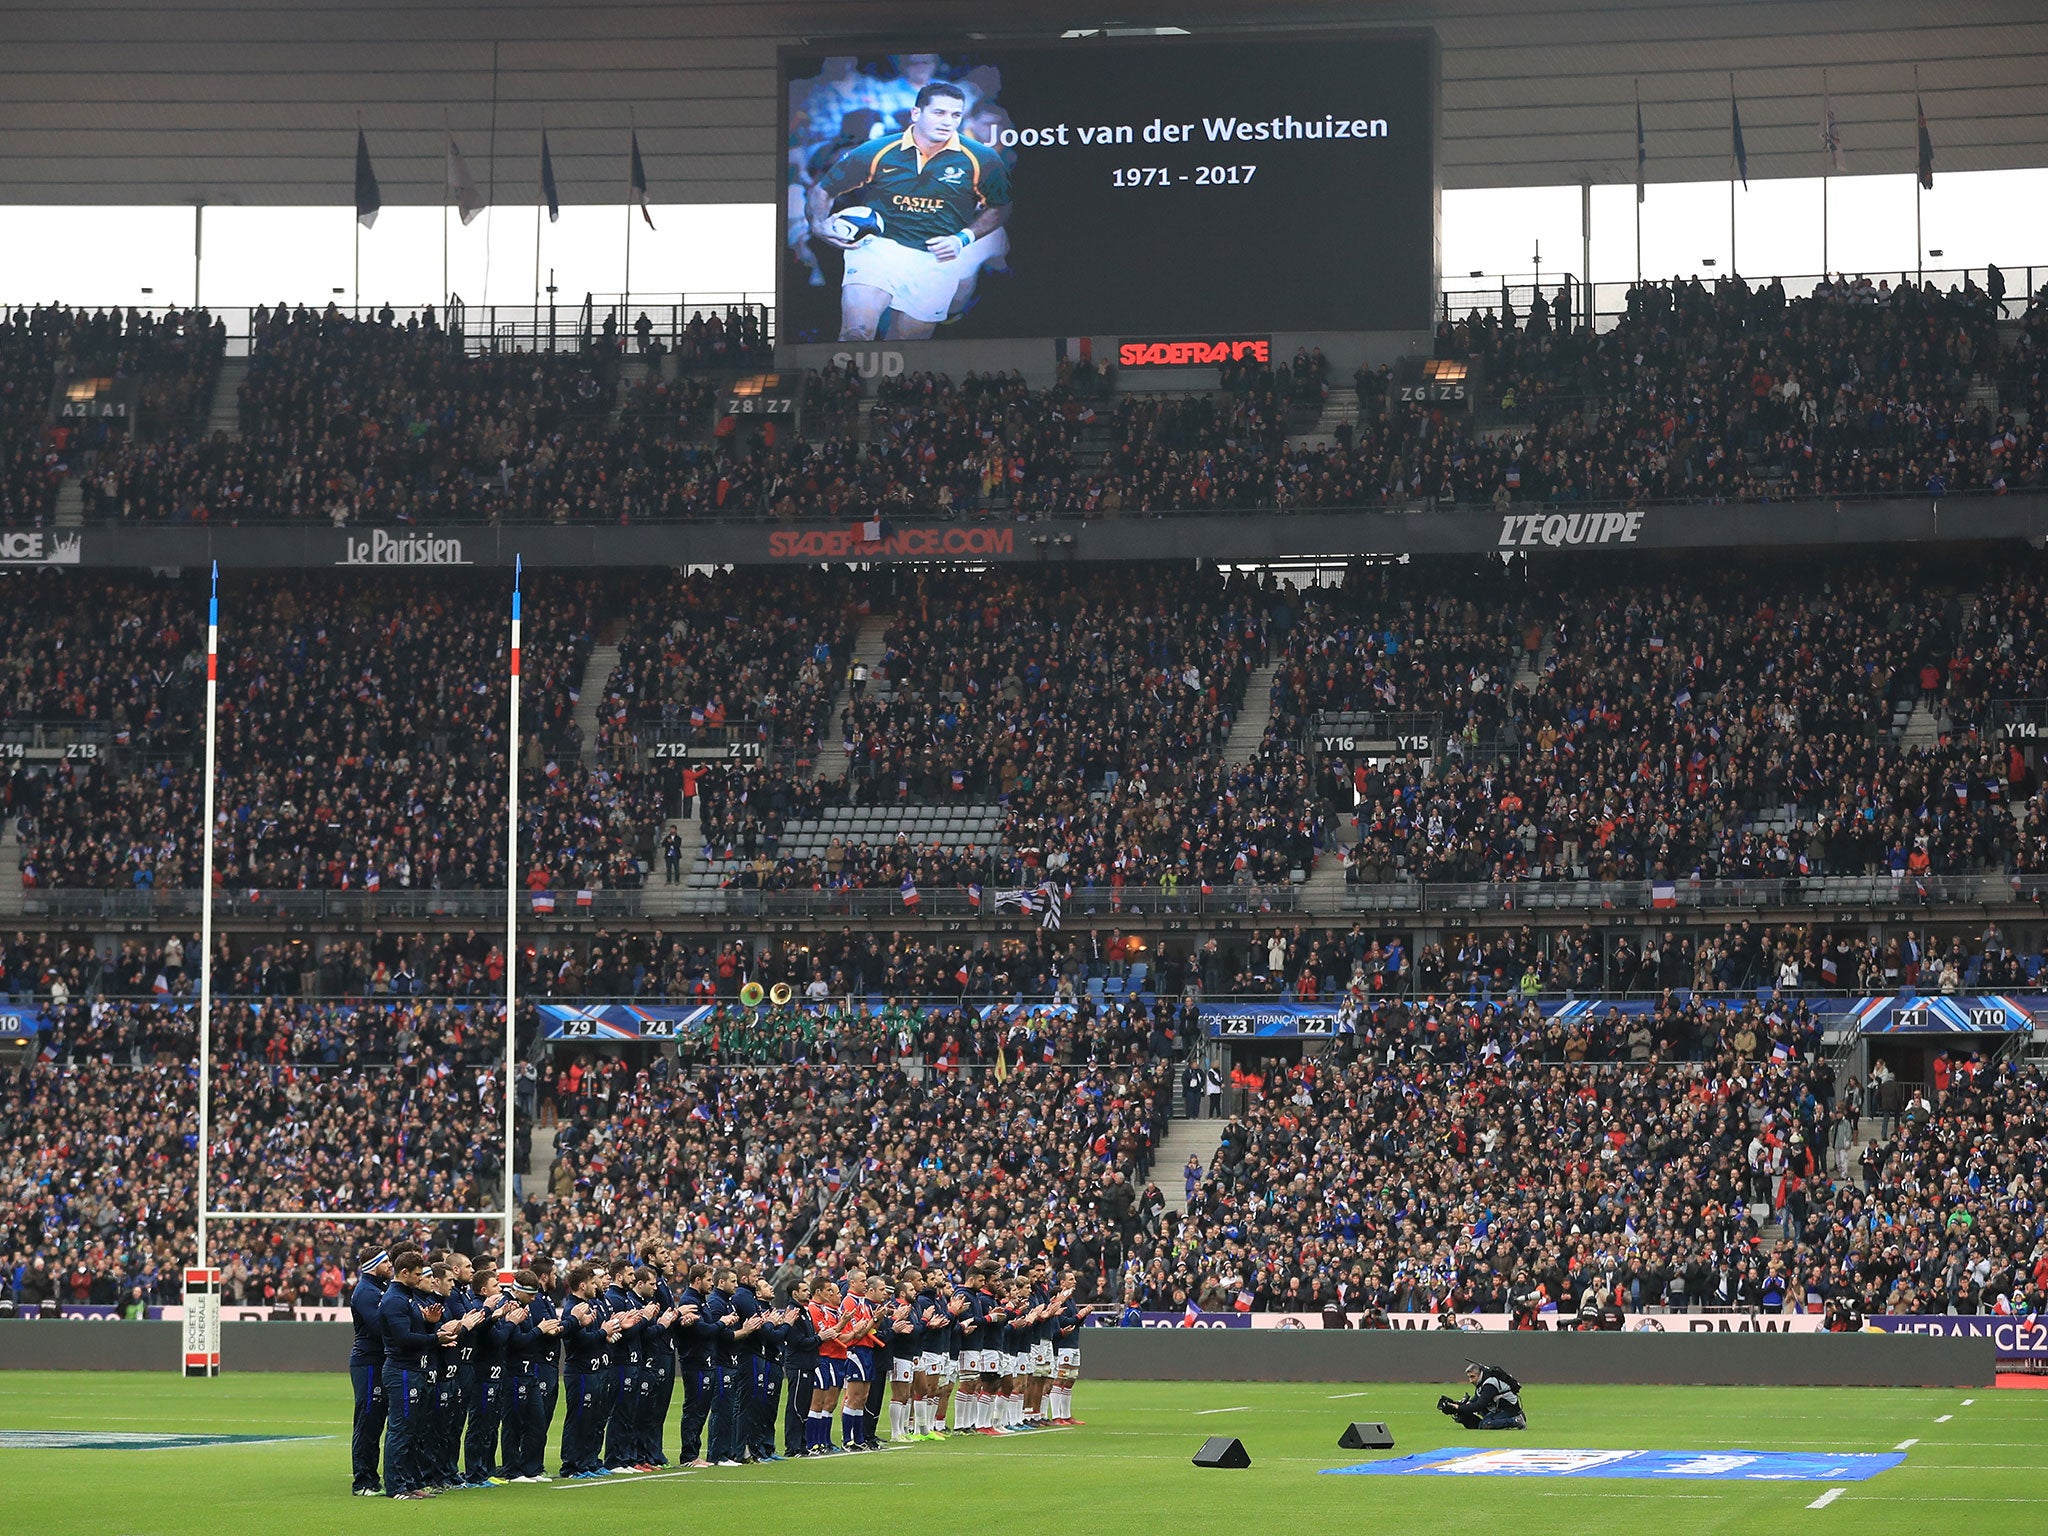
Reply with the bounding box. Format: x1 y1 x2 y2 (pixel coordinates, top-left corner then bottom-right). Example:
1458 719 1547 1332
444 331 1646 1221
836 1268 878 1451
804 1279 856 1454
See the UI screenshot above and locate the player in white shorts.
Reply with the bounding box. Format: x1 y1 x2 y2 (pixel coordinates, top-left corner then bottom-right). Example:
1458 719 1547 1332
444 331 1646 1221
1050 1268 1092 1425
884 1277 918 1442
808 80 1012 341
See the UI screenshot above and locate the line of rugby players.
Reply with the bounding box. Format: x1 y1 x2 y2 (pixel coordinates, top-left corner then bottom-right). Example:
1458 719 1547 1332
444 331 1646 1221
349 1243 1093 1497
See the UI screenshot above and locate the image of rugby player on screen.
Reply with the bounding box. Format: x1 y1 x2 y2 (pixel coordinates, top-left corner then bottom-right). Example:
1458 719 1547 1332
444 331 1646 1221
806 80 1011 341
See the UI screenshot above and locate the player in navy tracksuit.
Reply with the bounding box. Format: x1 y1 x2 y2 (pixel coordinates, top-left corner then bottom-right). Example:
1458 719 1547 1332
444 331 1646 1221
641 1249 679 1467
501 1270 562 1481
462 1270 518 1484
433 1257 481 1486
379 1256 452 1499
602 1266 656 1470
347 1250 393 1495
780 1278 819 1458
732 1263 790 1461
704 1268 746 1465
672 1264 720 1466
558 1262 617 1477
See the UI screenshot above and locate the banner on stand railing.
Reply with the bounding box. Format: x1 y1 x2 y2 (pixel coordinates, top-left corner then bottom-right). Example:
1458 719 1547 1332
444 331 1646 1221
1086 1309 1832 1332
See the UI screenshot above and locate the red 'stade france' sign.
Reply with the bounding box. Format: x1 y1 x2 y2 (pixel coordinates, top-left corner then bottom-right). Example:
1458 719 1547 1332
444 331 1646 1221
765 525 1019 562
1117 337 1270 368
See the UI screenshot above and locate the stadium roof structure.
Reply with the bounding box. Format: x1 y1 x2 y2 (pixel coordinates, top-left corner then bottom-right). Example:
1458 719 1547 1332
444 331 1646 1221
3 0 2043 206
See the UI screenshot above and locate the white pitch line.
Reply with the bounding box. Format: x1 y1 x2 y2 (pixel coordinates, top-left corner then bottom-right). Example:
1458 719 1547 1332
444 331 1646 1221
1193 1406 1251 1415
1328 1391 1374 1399
1895 1438 1920 1450
1936 1415 1953 1423
1807 1488 1846 1510
554 1470 698 1491
1960 1399 1975 1406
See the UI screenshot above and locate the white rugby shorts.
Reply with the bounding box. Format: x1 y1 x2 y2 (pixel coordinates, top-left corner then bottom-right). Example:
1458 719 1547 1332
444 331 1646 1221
843 236 962 323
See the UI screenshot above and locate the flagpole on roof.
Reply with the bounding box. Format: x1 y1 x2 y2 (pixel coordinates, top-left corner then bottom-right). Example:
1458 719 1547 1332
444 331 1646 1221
1633 79 1643 286
1821 69 1833 276
1728 74 1739 277
443 107 452 312
1914 64 1929 287
624 108 635 340
534 111 545 326
353 113 364 318
484 40 499 308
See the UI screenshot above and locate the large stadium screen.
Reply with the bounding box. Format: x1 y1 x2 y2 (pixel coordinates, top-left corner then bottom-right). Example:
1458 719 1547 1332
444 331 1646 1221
779 33 1439 344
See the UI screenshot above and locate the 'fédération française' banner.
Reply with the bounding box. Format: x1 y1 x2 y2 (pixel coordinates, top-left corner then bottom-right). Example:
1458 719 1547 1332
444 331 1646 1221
1088 1311 2048 1359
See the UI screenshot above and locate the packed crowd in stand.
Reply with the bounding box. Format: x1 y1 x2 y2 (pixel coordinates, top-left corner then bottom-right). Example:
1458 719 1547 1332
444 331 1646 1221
596 570 857 763
1275 552 2048 887
7 280 2048 1368
1180 1015 2045 1325
4 572 663 895
24 271 2046 536
5 304 227 525
9 550 2048 903
5 980 2042 1330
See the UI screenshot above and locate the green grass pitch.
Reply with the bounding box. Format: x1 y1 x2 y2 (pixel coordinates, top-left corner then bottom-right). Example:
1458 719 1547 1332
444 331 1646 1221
0 1373 2040 1535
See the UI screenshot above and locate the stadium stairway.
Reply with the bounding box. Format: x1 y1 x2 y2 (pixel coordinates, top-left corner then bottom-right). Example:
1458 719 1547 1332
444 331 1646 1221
1286 392 1362 450
1301 844 1350 917
640 814 705 917
53 478 82 527
1223 662 1280 763
1900 700 1942 753
812 611 893 781
205 357 246 438
0 817 20 918
571 641 622 768
521 1120 561 1203
1155 1108 1226 1216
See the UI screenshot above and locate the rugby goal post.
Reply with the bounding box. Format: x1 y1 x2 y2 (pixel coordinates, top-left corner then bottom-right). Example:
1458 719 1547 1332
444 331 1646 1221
186 564 526 1371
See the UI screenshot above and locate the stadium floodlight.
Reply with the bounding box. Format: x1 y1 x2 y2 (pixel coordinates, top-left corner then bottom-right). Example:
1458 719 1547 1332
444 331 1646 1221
187 563 523 1374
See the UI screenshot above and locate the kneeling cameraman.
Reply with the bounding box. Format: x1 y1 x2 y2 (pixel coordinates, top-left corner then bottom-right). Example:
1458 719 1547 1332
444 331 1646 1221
1436 1359 1526 1431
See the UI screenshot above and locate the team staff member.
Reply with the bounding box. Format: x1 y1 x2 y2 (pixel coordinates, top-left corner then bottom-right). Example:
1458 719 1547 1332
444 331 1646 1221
808 80 1011 342
347 1249 393 1496
379 1253 456 1499
780 1278 820 1458
673 1262 720 1467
